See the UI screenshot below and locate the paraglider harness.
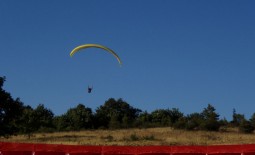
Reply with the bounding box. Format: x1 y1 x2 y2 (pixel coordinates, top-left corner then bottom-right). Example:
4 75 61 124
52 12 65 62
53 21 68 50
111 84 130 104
88 86 93 93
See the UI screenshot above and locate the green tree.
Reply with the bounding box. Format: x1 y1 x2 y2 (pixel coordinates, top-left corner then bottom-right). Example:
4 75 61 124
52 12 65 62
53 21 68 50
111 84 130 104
151 109 171 126
150 108 183 127
250 113 255 128
231 109 245 127
94 98 141 129
239 119 254 134
63 104 93 130
53 115 69 131
0 76 24 137
19 105 36 138
200 104 220 131
109 114 121 129
173 116 188 129
185 113 204 130
33 104 54 132
168 108 184 126
122 114 130 128
136 111 152 128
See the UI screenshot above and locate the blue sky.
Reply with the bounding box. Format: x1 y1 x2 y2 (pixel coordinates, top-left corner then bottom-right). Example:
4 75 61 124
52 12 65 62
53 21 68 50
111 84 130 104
1 0 254 120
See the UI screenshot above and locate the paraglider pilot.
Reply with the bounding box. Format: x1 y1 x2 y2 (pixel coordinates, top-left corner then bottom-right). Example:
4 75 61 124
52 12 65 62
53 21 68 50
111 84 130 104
88 86 93 93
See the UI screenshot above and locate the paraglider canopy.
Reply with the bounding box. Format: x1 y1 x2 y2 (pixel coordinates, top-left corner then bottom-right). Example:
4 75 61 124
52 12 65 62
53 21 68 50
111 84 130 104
70 43 122 66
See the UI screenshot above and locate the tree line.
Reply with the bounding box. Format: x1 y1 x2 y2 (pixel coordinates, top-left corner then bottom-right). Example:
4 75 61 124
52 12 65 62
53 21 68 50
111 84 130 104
1 76 255 138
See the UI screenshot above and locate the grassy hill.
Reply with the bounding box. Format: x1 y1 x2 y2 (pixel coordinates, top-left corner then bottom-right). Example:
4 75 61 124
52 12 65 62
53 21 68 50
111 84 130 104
1 127 255 146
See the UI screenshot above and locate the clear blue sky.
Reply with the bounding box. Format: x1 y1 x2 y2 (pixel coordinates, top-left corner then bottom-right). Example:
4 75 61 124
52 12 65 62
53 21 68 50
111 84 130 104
1 0 254 120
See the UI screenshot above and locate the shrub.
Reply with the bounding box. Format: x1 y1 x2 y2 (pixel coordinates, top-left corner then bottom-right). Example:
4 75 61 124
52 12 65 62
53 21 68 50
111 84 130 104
143 135 155 140
239 120 254 134
130 133 139 141
100 135 114 141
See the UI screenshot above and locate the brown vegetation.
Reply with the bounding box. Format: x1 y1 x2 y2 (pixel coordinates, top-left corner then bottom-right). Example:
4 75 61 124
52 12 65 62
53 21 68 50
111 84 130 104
1 127 255 146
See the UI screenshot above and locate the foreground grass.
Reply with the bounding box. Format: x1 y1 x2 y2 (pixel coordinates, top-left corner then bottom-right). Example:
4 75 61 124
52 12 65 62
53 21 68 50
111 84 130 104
1 127 255 146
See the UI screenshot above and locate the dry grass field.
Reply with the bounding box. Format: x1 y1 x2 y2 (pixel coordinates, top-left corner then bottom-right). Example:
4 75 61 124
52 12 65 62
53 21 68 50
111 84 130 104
1 127 255 146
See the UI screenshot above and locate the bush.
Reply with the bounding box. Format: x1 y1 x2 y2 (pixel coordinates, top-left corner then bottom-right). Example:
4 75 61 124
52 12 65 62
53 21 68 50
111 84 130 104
143 135 155 140
173 117 187 129
201 120 220 131
130 133 139 141
100 135 114 142
239 120 254 134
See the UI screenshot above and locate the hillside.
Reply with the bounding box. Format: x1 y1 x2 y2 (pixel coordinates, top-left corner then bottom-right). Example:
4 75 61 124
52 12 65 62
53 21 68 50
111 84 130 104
1 127 255 146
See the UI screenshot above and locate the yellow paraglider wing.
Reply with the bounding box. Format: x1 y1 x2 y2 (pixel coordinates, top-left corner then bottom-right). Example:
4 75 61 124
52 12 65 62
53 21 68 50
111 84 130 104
70 44 122 66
